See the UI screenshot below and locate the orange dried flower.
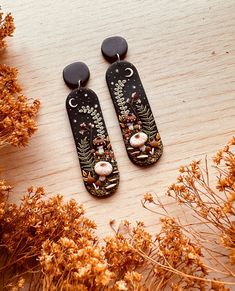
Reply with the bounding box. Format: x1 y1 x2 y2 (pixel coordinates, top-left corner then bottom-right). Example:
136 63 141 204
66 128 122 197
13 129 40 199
0 187 101 289
143 192 154 203
0 178 11 219
0 64 40 147
161 138 235 285
0 10 14 49
104 222 152 277
40 238 113 290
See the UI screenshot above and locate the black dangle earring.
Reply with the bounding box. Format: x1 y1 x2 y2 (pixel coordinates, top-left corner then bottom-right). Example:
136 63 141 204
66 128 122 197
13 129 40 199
63 61 119 197
101 36 163 166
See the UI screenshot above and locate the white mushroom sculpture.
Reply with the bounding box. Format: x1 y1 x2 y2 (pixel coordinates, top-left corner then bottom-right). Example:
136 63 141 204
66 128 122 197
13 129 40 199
130 132 148 152
94 161 113 181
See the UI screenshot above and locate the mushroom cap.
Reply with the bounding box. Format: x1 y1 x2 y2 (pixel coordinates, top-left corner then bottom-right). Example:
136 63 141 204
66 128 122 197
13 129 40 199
130 132 148 148
94 161 113 176
123 113 137 123
93 136 106 147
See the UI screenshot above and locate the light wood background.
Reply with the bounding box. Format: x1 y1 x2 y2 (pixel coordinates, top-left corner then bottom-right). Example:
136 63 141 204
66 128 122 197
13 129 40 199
0 0 235 236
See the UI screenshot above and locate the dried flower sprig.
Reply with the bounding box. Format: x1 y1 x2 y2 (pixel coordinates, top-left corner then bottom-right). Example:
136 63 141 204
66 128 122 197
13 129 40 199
166 137 235 265
0 178 11 219
0 9 14 49
109 218 217 290
0 186 99 289
0 64 40 147
142 197 235 290
142 137 235 289
40 238 113 290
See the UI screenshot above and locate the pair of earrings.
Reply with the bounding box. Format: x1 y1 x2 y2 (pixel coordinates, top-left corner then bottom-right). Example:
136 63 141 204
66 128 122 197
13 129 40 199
63 36 163 198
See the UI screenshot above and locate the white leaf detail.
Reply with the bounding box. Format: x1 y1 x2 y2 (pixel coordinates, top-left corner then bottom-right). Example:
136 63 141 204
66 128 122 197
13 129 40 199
113 80 129 115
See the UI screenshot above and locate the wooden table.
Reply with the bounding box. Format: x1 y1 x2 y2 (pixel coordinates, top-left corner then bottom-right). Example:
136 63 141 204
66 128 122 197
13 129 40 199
1 0 235 236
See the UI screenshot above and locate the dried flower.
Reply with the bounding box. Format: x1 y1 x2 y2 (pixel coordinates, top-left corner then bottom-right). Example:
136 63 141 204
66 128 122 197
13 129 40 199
0 178 11 219
143 192 154 203
0 9 14 49
0 64 40 147
166 138 235 262
40 238 113 290
145 137 235 288
0 187 100 289
104 221 152 278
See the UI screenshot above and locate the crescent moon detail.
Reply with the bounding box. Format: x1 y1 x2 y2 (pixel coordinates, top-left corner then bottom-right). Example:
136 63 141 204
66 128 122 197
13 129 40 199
68 98 78 108
125 68 134 78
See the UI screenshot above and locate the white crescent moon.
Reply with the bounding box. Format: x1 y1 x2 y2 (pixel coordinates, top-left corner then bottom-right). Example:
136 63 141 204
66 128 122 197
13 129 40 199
125 68 134 78
68 98 78 108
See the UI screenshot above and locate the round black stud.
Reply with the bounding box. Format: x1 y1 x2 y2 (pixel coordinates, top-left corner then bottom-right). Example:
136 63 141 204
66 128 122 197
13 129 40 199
101 36 128 63
63 62 90 89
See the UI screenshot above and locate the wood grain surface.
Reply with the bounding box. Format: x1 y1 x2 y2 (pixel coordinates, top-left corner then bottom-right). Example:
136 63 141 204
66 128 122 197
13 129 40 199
0 0 235 236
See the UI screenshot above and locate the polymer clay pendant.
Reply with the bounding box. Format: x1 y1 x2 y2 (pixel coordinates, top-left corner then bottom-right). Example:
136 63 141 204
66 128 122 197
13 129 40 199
101 36 163 166
63 62 119 197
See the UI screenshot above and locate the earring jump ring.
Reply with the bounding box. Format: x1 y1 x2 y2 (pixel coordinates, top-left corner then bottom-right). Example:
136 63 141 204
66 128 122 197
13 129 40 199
78 79 82 90
116 53 121 62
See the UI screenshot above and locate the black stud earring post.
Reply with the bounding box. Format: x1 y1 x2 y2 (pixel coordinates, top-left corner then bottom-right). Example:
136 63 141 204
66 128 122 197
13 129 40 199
101 36 163 166
63 62 119 197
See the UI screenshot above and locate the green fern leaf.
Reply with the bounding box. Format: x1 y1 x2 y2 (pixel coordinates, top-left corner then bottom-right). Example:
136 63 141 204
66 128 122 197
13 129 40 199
77 137 95 172
136 104 158 140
